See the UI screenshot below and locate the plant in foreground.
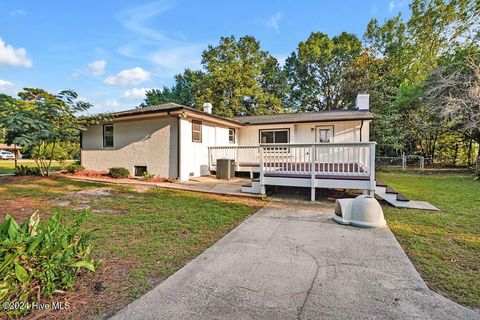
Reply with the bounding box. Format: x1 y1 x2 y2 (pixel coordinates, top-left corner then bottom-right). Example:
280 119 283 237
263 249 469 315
14 165 41 176
65 163 85 174
141 171 155 181
0 211 98 316
108 167 130 179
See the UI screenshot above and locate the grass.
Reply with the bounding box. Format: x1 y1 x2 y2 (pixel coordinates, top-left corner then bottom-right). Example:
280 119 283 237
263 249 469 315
0 159 72 174
378 171 480 308
0 176 264 318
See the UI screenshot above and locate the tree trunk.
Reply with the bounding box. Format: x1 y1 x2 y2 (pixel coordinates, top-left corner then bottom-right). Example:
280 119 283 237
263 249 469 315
477 147 480 169
467 139 473 166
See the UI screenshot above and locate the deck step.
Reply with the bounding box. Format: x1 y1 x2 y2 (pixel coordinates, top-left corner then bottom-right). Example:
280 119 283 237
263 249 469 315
241 180 261 194
375 184 438 210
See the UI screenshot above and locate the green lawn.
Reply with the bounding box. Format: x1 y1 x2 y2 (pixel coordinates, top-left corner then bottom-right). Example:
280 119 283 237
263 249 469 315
378 172 480 308
0 176 264 318
0 159 72 174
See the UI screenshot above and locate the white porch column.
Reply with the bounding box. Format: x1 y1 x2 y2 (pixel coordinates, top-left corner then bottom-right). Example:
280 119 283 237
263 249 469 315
369 142 376 195
310 144 316 201
260 146 266 195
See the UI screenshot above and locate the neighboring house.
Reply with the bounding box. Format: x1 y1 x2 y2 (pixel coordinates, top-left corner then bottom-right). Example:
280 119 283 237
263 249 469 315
80 94 376 200
0 143 22 158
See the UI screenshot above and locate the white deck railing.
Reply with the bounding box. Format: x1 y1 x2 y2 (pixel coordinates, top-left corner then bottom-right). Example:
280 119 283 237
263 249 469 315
208 142 376 197
208 145 259 168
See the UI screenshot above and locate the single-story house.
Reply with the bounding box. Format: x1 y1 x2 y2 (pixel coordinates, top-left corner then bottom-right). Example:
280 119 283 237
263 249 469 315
81 94 376 200
0 143 22 158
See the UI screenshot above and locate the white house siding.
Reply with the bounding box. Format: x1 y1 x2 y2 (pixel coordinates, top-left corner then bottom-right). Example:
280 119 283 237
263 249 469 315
81 117 178 178
237 120 370 146
179 117 236 181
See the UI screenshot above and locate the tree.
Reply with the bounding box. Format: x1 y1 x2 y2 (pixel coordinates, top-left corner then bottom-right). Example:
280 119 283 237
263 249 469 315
285 32 362 111
197 35 286 117
424 48 480 165
365 0 478 83
140 69 206 108
363 0 479 157
0 88 105 176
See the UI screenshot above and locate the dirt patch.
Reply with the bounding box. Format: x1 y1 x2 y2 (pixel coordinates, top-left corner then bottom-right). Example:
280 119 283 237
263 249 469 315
25 255 138 320
64 188 113 198
0 197 41 222
91 209 126 215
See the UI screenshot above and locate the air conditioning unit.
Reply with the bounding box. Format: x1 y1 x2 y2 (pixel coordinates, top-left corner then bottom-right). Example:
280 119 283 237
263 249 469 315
333 195 386 228
216 158 235 180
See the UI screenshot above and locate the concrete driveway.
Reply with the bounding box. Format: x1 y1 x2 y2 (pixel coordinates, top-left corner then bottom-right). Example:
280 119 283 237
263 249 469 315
111 202 478 320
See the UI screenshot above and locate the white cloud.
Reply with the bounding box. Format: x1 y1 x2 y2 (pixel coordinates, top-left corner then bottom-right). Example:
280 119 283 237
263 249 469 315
104 99 119 108
0 80 13 86
264 12 282 30
116 2 204 78
388 1 395 12
0 79 20 96
104 67 151 86
10 9 26 16
122 87 150 100
120 2 179 44
149 45 203 75
87 60 107 75
388 0 407 12
0 38 32 68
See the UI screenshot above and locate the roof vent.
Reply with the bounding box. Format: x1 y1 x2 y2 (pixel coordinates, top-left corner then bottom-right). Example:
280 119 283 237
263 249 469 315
203 103 213 114
356 94 369 111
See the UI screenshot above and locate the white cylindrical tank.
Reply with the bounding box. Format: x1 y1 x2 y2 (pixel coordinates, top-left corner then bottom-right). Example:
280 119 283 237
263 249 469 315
350 195 386 228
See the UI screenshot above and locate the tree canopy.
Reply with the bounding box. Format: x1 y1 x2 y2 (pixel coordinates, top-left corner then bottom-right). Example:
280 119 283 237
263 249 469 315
0 88 105 175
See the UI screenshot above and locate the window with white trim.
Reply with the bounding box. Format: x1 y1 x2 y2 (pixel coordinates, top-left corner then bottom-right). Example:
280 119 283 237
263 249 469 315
259 129 289 144
192 120 202 142
103 124 114 148
228 128 235 143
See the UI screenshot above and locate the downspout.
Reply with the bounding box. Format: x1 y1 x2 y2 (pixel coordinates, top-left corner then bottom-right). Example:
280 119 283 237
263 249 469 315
359 120 364 142
177 115 181 180
167 111 181 180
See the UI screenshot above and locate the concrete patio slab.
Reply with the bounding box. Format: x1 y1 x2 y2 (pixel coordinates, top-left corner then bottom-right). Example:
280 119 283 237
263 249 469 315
111 202 478 320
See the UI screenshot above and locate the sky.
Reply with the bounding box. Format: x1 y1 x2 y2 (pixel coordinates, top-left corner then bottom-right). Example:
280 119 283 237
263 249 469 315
0 0 409 114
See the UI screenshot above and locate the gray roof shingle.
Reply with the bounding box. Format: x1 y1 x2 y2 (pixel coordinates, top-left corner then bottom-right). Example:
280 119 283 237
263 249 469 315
111 103 373 126
230 110 373 125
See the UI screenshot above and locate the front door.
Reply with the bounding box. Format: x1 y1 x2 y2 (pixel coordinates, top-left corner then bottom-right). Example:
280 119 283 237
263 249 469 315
315 125 333 143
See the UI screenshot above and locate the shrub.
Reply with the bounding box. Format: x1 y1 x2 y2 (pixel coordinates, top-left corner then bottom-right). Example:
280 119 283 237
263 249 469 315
474 165 480 181
65 163 85 174
14 165 41 176
141 171 154 180
108 167 129 179
0 212 98 316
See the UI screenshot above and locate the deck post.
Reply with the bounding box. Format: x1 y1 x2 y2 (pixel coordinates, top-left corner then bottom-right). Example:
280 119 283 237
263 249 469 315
369 143 376 195
310 144 316 201
208 147 212 172
259 146 265 195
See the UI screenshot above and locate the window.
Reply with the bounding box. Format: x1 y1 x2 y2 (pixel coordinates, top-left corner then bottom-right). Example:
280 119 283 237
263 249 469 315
228 128 235 143
315 126 334 142
259 129 289 144
192 120 202 142
103 124 114 148
134 166 147 177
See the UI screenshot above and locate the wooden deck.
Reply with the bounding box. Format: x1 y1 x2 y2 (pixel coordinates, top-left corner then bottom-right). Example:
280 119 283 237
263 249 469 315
209 142 376 200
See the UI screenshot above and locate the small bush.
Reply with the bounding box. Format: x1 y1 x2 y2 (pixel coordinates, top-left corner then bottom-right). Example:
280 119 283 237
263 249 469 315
0 212 98 316
474 165 480 181
108 167 129 179
14 165 41 176
141 171 155 180
65 163 85 173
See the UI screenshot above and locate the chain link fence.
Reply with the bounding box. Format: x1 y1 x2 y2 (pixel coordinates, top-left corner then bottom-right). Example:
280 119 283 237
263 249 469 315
377 154 476 174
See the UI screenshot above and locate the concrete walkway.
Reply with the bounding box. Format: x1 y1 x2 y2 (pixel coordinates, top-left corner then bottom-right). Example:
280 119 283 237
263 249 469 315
55 173 263 199
111 202 478 320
